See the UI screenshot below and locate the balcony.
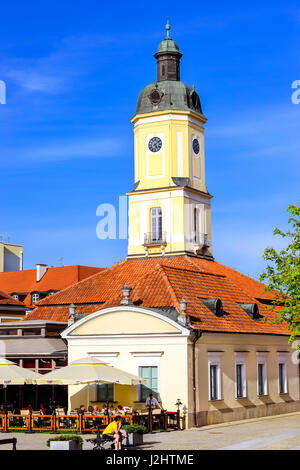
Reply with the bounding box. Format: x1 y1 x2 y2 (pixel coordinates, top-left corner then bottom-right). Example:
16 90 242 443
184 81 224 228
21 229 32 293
193 233 211 248
144 232 167 247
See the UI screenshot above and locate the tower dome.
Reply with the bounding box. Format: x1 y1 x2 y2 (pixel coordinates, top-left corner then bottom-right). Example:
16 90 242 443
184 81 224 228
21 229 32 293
135 19 204 118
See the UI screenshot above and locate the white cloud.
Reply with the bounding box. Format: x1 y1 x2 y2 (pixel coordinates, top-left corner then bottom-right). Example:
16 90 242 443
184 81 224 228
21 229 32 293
1 135 126 165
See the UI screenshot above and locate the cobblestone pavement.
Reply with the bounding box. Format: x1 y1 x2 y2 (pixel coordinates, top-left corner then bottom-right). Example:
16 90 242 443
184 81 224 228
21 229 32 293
0 412 300 450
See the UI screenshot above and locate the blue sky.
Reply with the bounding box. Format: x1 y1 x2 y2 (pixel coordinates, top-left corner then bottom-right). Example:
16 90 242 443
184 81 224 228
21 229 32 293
0 0 299 280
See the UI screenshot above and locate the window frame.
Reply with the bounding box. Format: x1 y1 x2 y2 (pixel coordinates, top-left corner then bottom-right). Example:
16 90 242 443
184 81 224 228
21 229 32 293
257 354 268 397
138 365 159 402
235 354 247 399
278 355 288 394
31 293 40 304
97 383 115 403
131 352 162 404
150 206 163 242
208 353 222 401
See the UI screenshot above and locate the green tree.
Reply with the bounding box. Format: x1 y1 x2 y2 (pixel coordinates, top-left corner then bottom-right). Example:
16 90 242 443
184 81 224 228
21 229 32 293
260 204 300 343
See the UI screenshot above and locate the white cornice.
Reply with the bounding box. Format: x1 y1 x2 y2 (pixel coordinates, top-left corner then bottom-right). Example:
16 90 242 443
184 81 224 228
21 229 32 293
61 305 191 339
133 113 204 128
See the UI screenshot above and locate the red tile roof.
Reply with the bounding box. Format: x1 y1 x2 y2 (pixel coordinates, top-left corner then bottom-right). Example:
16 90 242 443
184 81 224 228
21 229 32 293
0 265 103 307
0 290 26 307
25 255 289 336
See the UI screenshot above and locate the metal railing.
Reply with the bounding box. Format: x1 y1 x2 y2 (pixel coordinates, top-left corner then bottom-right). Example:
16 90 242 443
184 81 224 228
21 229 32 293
192 232 211 247
144 231 167 246
0 410 182 433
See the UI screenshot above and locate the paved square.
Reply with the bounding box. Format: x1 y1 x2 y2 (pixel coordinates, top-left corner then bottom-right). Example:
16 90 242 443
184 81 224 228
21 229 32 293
0 413 300 450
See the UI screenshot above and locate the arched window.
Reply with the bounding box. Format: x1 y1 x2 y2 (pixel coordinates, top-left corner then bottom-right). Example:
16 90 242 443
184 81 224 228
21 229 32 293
151 207 162 242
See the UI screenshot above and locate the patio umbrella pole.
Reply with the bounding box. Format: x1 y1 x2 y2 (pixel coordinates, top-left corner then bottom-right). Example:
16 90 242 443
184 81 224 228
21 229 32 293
4 385 7 414
86 383 90 409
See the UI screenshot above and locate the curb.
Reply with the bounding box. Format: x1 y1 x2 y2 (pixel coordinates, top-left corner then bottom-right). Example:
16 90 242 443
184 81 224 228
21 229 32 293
188 411 300 432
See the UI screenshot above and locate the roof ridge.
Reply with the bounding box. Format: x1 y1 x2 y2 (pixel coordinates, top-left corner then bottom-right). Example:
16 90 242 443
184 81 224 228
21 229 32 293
161 263 225 277
157 265 180 311
184 255 212 273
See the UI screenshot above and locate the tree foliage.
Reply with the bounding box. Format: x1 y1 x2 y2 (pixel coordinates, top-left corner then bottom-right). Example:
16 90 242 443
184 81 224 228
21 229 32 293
260 204 300 343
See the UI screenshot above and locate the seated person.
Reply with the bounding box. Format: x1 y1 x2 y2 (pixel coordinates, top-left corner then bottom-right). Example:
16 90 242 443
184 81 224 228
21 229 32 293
102 415 128 450
92 405 99 414
77 404 86 415
87 405 93 414
40 403 46 415
100 405 111 415
145 393 163 411
115 404 124 415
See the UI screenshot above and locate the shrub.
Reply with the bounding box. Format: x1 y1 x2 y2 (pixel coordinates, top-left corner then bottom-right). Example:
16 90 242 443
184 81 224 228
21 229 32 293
122 424 147 434
46 434 83 447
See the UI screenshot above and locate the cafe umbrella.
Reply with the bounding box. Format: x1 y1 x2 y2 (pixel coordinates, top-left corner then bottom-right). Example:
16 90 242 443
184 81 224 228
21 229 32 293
0 357 42 411
37 356 147 408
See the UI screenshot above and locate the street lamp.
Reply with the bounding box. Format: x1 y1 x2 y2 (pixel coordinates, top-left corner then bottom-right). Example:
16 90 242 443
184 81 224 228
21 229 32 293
175 398 182 413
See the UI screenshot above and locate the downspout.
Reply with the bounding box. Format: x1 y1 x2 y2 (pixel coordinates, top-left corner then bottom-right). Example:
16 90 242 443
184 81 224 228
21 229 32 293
192 330 202 427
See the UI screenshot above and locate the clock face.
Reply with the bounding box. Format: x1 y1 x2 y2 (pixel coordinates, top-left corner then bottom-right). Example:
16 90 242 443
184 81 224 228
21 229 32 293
148 136 162 153
192 138 200 155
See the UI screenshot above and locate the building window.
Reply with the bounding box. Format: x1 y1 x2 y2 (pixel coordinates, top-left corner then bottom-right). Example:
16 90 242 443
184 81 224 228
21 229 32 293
257 355 268 396
31 293 39 304
210 365 218 400
236 364 245 398
150 207 162 242
278 357 287 394
97 383 114 402
208 353 222 401
235 355 247 398
138 366 159 402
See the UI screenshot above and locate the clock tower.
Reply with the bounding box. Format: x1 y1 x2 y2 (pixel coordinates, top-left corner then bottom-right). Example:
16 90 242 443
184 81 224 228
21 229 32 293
127 20 213 259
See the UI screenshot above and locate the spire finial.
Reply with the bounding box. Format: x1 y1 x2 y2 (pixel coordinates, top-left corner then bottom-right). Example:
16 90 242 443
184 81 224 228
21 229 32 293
165 17 171 38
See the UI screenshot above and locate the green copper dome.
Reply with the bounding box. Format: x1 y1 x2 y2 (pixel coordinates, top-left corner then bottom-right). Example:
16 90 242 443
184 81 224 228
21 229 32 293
156 37 181 55
135 80 204 117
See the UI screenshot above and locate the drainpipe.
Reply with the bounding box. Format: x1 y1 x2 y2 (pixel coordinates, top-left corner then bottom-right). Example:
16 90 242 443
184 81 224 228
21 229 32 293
192 331 202 427
178 300 202 428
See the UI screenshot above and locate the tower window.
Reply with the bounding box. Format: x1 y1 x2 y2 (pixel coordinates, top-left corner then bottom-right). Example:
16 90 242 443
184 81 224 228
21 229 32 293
193 207 199 242
150 207 162 242
162 65 165 76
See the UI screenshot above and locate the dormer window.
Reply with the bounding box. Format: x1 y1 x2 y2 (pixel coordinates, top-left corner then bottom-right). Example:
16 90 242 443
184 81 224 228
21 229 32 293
199 298 224 317
31 293 40 305
238 303 260 320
